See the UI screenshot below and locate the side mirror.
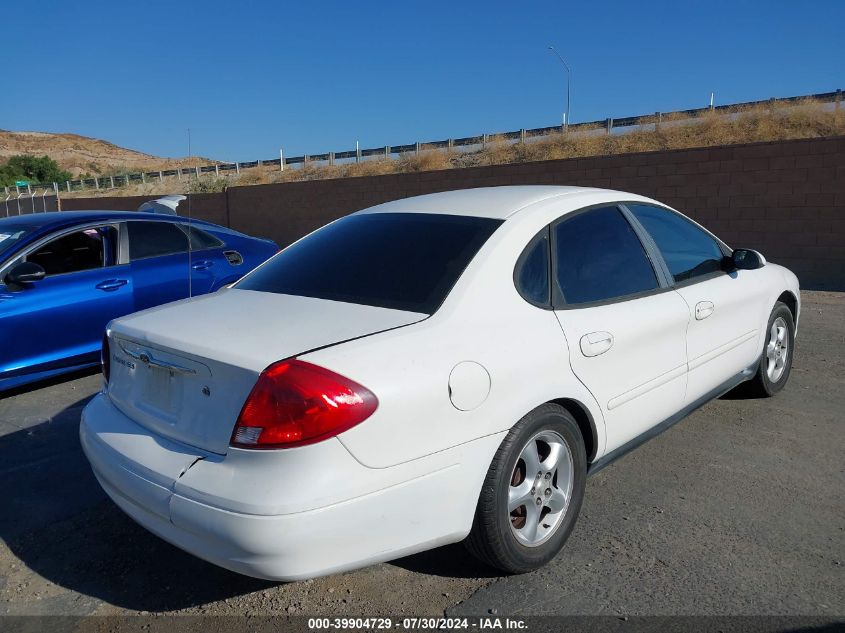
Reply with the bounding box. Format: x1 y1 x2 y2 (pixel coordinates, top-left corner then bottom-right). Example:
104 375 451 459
731 248 766 271
5 261 46 287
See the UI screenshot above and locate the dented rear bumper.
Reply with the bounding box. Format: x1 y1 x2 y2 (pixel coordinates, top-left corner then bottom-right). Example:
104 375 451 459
80 392 501 581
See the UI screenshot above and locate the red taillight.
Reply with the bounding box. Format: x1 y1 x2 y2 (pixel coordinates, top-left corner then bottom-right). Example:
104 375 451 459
231 359 378 449
101 333 110 383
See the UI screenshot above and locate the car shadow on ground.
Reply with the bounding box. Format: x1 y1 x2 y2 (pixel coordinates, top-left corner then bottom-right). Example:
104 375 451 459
1 395 495 612
719 380 766 400
391 544 500 579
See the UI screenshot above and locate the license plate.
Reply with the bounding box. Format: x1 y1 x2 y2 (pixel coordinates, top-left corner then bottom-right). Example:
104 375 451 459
142 366 182 418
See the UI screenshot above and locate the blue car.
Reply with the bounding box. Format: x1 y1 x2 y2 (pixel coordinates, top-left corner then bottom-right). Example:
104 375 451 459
0 210 278 391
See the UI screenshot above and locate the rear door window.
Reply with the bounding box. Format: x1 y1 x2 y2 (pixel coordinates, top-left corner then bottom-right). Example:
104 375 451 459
236 212 502 314
127 221 189 260
553 206 659 305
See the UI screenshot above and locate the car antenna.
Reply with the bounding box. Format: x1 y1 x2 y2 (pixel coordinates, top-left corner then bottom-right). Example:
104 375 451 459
187 127 193 299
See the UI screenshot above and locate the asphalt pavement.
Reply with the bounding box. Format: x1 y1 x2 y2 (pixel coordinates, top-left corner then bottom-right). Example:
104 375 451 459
1 291 842 619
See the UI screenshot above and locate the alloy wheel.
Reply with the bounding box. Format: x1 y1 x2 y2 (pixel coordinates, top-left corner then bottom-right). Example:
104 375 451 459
508 430 574 547
766 316 789 383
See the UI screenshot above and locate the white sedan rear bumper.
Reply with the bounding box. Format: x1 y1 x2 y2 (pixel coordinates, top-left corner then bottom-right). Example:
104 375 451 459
80 393 502 580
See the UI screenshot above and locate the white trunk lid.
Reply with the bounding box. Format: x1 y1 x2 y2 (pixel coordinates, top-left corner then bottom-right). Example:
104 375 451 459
107 289 426 454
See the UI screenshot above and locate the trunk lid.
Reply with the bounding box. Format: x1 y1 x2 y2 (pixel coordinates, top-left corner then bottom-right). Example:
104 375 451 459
107 288 426 454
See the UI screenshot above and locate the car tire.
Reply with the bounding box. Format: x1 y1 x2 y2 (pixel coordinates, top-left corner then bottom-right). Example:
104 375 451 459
745 301 795 397
464 403 586 574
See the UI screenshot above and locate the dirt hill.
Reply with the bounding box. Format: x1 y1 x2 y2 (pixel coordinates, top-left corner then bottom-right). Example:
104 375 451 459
0 130 211 178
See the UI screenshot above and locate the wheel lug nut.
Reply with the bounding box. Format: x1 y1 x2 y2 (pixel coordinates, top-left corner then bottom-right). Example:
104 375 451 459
544 473 551 480
536 498 542 506
545 488 551 496
531 487 536 494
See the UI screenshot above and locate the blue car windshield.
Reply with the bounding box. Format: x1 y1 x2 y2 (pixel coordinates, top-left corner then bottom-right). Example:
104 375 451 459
0 220 39 261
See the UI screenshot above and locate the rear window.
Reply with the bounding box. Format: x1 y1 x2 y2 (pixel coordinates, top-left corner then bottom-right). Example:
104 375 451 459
236 212 502 314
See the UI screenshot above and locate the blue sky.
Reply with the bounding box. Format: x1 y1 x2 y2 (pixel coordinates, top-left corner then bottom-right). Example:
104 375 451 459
3 0 842 162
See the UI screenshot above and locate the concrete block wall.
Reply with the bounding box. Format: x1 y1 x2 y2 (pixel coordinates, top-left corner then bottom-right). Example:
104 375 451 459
62 135 845 289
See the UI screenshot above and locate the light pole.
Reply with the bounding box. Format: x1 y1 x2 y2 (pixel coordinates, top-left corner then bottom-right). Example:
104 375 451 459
548 46 572 129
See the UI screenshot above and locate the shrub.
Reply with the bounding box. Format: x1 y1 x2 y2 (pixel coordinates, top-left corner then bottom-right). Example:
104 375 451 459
189 177 228 193
0 155 72 186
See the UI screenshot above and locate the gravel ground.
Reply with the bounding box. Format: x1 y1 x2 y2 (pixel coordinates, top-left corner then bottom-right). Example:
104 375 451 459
0 291 842 618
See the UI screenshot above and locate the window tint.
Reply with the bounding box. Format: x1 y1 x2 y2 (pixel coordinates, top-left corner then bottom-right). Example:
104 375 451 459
128 221 188 260
515 230 550 306
180 225 224 250
27 227 115 276
236 213 501 314
627 204 725 283
554 206 658 305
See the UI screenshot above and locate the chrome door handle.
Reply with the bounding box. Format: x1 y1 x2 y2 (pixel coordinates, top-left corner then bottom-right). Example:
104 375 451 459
580 331 614 357
695 301 715 320
191 260 214 271
96 279 128 291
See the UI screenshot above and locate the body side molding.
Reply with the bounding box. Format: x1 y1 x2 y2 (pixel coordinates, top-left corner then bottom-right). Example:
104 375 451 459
587 362 758 476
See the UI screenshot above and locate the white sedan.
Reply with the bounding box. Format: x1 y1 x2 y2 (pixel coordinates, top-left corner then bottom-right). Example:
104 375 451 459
80 186 799 580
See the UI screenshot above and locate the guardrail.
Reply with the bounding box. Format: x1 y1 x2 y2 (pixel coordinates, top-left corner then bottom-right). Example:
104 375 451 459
6 88 842 196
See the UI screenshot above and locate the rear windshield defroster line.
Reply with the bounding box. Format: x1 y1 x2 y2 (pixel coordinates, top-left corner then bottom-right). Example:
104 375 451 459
236 213 503 314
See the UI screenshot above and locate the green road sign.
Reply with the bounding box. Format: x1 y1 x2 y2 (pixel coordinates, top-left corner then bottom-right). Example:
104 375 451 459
15 180 29 187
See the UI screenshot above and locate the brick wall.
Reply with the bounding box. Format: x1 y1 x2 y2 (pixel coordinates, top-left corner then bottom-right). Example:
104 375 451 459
63 135 845 289
60 192 229 227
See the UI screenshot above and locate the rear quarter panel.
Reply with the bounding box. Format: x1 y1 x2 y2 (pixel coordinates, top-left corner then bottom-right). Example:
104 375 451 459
208 231 278 288
303 302 600 469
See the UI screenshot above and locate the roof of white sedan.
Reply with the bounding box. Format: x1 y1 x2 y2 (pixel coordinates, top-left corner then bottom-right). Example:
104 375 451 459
356 185 623 220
